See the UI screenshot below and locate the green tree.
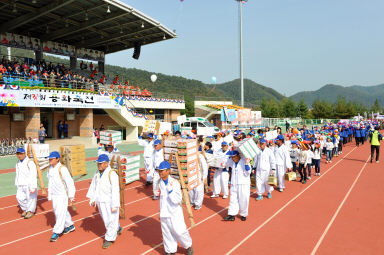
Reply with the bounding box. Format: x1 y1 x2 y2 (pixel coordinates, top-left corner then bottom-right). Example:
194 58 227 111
370 99 381 113
180 99 194 117
281 98 297 117
296 98 308 118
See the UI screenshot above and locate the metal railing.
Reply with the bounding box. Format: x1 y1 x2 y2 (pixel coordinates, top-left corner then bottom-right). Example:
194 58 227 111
0 75 185 101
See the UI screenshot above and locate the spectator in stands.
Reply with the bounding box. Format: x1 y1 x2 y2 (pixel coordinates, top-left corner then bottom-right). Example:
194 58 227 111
63 121 69 138
100 124 105 131
90 62 94 71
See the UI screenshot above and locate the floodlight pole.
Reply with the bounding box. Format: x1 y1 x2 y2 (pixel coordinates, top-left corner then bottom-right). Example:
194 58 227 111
237 0 245 107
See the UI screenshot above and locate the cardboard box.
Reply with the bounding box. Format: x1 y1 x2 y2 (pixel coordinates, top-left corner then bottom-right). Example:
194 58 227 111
285 172 297 181
177 139 197 149
163 139 179 148
209 156 229 168
268 176 277 186
100 130 121 138
164 147 178 154
60 144 86 176
235 138 259 159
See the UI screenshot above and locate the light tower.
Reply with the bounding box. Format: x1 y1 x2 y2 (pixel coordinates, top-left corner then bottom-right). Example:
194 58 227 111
236 0 247 107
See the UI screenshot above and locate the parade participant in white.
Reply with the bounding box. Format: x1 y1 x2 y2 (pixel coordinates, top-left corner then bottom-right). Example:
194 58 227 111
157 161 194 255
211 141 231 199
47 151 76 242
274 135 293 192
138 132 156 185
253 139 276 200
223 151 251 221
152 139 164 200
86 154 121 249
15 147 37 219
97 144 119 159
189 153 208 210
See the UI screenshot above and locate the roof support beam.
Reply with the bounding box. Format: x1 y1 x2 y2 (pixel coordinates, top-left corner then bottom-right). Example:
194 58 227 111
0 0 109 39
42 12 128 41
80 25 158 48
0 0 76 32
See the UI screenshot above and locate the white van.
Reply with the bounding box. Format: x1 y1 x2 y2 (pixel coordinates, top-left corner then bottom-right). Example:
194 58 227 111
180 117 220 136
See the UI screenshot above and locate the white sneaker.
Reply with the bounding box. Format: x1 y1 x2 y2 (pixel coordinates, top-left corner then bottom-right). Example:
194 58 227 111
307 176 311 180
152 196 159 200
222 195 228 199
318 173 321 176
210 194 219 198
194 205 201 210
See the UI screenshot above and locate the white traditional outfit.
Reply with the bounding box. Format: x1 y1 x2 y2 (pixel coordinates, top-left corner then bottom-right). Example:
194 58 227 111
212 148 231 197
159 176 192 254
15 157 37 213
47 162 76 234
274 144 293 190
253 147 276 197
138 137 155 182
87 166 120 242
152 148 164 198
227 157 251 217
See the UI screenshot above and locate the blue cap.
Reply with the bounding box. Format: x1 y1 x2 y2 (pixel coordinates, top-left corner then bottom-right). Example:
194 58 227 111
147 133 154 138
207 136 213 139
230 150 240 156
48 151 60 159
158 161 171 170
97 154 109 163
154 139 162 145
277 134 284 140
221 141 228 146
259 139 266 144
16 147 25 153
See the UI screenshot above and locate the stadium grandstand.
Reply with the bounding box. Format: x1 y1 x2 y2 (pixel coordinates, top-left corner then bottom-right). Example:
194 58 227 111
0 0 183 142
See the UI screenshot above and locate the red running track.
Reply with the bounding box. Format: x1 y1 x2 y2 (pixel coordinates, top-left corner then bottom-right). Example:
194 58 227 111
0 143 382 255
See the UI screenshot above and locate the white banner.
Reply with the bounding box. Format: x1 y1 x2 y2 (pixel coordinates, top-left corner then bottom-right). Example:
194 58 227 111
0 89 120 109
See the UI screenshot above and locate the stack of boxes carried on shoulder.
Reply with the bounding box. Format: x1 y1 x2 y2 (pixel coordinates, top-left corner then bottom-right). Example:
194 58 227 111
60 144 86 176
112 152 141 184
24 144 50 170
100 130 122 146
164 139 200 190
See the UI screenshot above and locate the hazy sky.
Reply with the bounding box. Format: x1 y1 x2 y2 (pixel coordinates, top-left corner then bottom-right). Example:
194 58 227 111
106 0 384 96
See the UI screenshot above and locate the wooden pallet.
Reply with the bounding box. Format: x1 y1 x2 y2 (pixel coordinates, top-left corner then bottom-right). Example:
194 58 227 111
110 155 126 220
26 144 46 195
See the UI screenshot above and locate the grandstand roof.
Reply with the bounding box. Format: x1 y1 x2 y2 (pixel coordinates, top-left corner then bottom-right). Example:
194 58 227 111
0 0 177 54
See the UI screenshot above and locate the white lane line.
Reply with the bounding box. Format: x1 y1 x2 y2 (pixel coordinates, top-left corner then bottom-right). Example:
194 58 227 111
57 212 160 255
310 155 370 255
0 183 144 211
0 195 153 248
225 146 357 255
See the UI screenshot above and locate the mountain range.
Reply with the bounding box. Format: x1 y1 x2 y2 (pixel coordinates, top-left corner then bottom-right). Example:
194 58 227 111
4 46 381 108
